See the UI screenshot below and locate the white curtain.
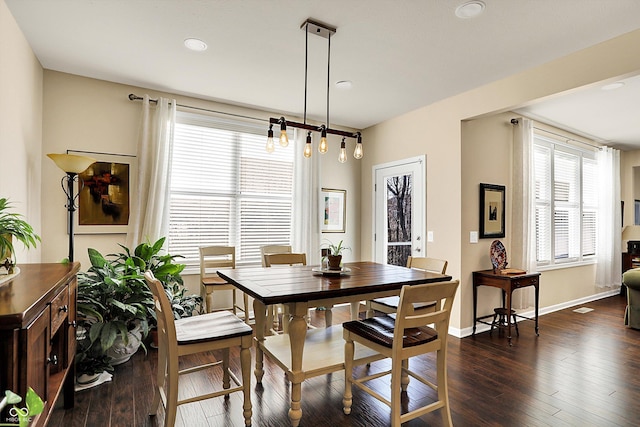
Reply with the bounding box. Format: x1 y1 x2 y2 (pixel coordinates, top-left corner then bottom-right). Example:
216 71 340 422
511 117 537 308
126 95 176 248
291 131 322 264
595 146 622 288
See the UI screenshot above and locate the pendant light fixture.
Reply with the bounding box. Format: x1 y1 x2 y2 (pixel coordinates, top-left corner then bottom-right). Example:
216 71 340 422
267 18 363 162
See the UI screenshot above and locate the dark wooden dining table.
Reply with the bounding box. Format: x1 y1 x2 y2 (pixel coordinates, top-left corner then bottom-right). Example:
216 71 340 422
217 261 452 427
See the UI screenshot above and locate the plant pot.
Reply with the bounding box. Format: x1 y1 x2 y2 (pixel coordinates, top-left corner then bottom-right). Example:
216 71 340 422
327 255 342 270
77 372 102 385
105 322 143 365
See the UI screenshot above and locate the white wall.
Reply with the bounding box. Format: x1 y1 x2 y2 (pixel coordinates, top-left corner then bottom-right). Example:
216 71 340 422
0 1 43 263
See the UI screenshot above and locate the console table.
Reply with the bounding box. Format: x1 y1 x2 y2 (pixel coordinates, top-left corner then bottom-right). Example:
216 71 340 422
472 269 540 345
0 263 80 426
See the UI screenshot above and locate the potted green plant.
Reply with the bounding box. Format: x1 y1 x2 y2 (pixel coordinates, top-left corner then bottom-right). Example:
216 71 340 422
0 198 40 272
323 239 350 270
75 237 200 374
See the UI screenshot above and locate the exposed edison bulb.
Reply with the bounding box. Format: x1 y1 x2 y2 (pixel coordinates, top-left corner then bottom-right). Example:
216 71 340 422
338 139 347 163
318 126 328 153
354 141 364 159
279 119 289 147
303 132 313 158
279 130 289 147
266 125 275 153
318 136 328 153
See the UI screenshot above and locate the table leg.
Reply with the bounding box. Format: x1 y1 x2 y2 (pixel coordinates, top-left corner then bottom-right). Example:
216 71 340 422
535 282 540 336
287 302 308 427
350 301 360 320
253 299 266 383
506 290 513 346
472 282 478 335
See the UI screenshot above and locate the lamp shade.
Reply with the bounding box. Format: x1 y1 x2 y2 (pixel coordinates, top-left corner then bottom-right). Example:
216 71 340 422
47 153 96 174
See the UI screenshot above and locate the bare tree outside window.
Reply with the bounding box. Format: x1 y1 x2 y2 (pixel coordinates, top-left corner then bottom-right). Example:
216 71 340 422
386 175 412 266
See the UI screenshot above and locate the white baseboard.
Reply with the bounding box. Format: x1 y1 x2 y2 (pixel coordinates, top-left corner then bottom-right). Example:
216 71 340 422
450 288 621 338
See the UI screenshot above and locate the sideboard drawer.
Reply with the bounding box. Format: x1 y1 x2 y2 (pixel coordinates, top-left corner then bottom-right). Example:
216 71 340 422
50 285 69 335
512 276 538 289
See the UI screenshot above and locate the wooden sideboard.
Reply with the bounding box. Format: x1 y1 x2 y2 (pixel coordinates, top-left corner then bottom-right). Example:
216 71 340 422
0 263 80 427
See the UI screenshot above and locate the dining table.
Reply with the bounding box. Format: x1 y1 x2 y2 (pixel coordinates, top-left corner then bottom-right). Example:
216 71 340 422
217 261 452 427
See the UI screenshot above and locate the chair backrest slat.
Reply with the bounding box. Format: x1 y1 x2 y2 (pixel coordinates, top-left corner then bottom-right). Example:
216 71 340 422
200 246 235 278
260 245 292 267
406 256 448 275
145 271 178 346
264 252 307 267
394 280 459 346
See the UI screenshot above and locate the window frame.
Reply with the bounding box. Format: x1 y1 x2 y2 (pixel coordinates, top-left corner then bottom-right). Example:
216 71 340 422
533 134 597 270
167 110 295 269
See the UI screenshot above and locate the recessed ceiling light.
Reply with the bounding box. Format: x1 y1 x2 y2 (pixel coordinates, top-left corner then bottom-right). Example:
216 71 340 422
335 80 353 90
601 81 625 91
184 38 208 52
455 1 485 19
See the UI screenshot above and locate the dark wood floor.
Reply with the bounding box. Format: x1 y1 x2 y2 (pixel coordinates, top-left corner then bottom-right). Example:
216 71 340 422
49 294 640 426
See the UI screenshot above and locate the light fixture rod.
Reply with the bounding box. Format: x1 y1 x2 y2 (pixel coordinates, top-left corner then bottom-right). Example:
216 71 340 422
304 22 308 124
269 117 358 139
300 19 336 39
326 30 331 129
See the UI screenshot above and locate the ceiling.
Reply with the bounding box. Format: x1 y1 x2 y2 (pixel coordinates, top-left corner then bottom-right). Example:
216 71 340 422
6 0 640 149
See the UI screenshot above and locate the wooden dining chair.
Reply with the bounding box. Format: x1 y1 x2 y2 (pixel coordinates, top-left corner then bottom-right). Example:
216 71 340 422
367 256 448 316
200 245 250 323
343 280 459 427
264 252 334 332
144 271 253 427
261 245 292 333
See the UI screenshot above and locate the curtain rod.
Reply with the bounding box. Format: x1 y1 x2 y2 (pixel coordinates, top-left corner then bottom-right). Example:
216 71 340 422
128 93 267 123
510 118 601 150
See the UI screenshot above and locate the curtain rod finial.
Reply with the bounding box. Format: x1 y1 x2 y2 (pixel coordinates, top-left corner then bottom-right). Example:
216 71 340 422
510 118 519 125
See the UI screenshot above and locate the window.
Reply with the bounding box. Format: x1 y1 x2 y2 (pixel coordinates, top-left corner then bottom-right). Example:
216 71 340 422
534 134 597 267
168 111 294 266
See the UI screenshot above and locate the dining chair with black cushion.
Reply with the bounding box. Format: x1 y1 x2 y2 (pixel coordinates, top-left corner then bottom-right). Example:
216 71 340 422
144 271 253 427
343 279 459 427
368 256 448 316
200 245 250 323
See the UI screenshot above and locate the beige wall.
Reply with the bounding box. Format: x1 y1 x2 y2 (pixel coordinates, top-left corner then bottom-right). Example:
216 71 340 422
41 71 361 298
362 28 640 333
0 1 43 264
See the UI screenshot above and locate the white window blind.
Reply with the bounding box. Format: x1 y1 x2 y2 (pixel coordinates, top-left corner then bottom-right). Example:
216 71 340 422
534 135 597 267
168 111 294 266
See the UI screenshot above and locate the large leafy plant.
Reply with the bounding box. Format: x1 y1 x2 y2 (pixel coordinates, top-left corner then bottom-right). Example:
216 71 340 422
76 237 200 376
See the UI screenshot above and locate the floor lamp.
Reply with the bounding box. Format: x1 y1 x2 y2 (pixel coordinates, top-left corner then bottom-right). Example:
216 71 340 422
47 153 96 262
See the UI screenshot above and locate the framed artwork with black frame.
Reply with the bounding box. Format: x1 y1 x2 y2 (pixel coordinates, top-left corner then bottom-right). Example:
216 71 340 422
479 183 505 238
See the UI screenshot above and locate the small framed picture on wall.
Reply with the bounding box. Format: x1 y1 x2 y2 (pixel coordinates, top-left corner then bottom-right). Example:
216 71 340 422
479 183 505 238
321 188 346 233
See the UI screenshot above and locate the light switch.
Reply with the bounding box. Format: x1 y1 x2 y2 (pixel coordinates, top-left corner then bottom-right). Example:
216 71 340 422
470 231 478 243
427 231 434 242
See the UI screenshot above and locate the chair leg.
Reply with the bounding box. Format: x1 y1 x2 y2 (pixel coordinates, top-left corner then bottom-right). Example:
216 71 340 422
232 289 238 317
164 356 179 427
243 292 250 324
240 340 252 426
222 347 231 390
343 336 354 415
150 340 166 416
390 356 403 427
437 348 453 427
400 359 409 392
